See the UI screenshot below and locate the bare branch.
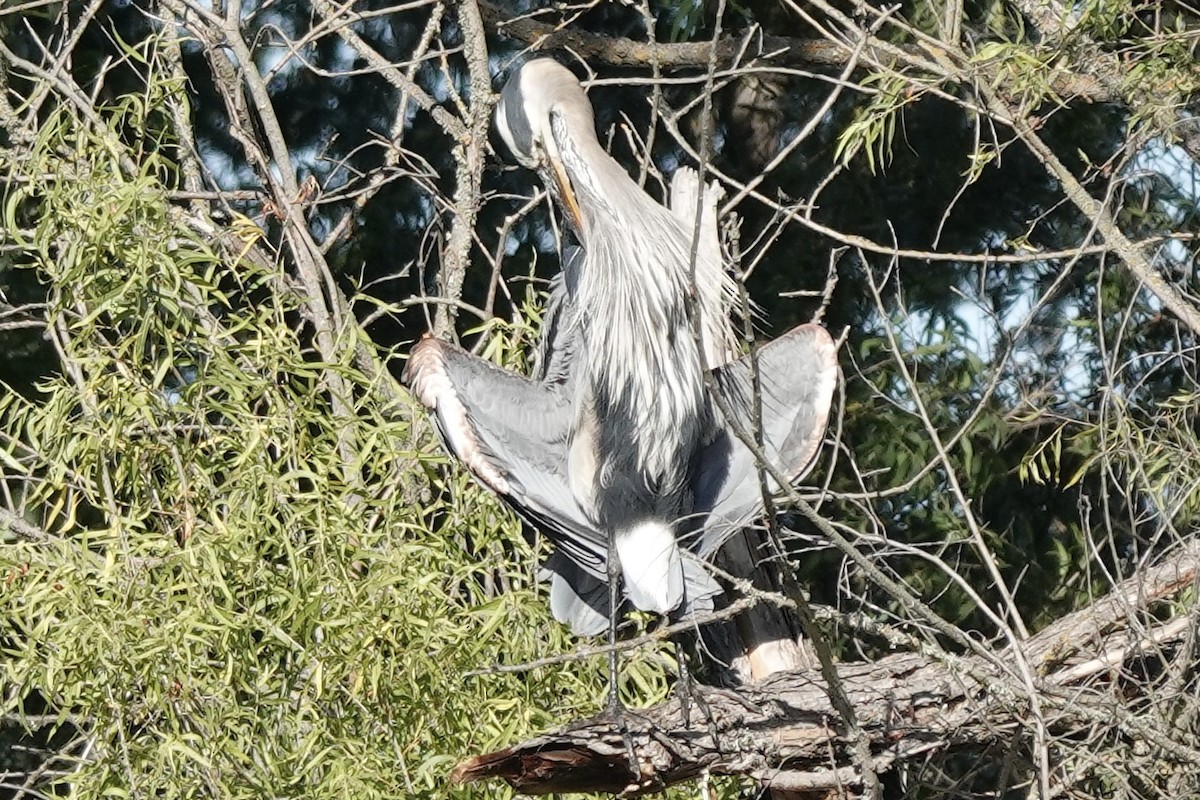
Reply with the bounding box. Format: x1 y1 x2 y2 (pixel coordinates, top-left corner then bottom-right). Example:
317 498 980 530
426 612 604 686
453 539 1200 795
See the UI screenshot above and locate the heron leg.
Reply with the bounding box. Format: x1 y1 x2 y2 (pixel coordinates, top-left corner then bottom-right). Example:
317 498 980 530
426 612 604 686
606 538 621 714
605 538 639 777
674 639 720 746
674 640 692 727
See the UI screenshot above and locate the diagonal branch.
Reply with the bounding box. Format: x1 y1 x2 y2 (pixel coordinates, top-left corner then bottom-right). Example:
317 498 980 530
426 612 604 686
980 88 1200 337
451 538 1200 795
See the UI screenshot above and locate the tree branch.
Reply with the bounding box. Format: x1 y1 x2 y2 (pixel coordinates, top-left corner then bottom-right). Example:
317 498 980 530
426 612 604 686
433 0 492 337
479 0 1113 101
451 538 1200 795
981 89 1200 337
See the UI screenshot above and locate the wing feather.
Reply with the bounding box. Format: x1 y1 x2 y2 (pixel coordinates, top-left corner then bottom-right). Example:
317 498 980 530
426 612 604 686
691 324 838 554
403 337 606 577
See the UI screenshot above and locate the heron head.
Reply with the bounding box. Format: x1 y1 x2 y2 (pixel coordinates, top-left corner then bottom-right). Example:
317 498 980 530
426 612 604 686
495 59 590 233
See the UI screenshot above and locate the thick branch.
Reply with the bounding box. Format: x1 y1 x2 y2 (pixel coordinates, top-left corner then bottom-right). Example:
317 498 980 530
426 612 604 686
0 508 50 543
452 539 1200 795
479 1 1113 101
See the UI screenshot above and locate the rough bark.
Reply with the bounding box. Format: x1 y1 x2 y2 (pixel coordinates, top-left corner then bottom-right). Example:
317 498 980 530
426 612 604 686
478 0 1113 100
452 539 1200 796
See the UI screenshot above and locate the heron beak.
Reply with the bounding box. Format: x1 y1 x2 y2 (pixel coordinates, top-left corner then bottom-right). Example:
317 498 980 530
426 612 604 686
546 151 585 234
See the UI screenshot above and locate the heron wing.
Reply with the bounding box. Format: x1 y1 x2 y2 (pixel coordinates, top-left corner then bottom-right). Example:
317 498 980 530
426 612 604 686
669 167 739 365
530 246 583 386
690 323 838 554
403 337 607 577
542 552 609 636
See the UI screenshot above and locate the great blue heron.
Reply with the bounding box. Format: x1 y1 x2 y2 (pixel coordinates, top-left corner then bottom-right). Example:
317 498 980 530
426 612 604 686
404 59 837 642
491 59 745 642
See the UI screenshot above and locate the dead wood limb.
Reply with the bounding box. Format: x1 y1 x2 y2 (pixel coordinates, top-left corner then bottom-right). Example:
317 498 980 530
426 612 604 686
452 653 995 795
477 0 1113 102
451 539 1200 795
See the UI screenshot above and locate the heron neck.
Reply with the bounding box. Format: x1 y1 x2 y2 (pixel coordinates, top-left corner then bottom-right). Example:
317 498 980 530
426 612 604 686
564 141 711 491
550 127 636 224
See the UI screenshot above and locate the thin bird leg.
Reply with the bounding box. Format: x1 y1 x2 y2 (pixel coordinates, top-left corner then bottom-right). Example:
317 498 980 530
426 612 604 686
606 538 639 776
674 640 693 727
607 536 622 714
674 638 721 747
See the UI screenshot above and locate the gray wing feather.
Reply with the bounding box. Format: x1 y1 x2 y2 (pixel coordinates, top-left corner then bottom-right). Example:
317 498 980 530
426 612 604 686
544 550 719 636
680 553 722 612
692 323 838 554
531 247 582 386
542 552 609 636
403 338 607 577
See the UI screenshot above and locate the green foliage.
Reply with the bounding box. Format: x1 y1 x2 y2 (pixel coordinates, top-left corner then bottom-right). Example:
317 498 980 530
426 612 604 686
1024 391 1200 532
825 305 1125 637
1019 422 1073 486
971 40 1062 112
0 73 677 800
834 73 912 174
1073 0 1135 40
1059 0 1200 142
660 0 707 42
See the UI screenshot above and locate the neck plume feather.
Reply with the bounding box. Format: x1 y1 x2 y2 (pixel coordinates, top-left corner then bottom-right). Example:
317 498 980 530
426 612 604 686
567 155 725 486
